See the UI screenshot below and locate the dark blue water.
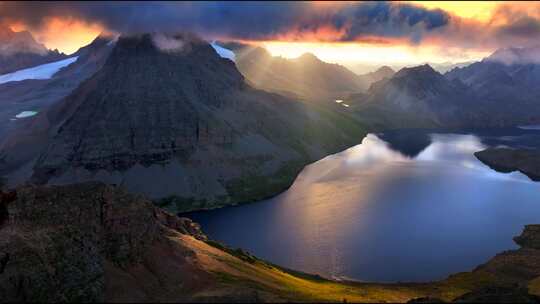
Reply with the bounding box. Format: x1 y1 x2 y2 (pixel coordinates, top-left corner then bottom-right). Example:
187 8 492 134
189 129 540 283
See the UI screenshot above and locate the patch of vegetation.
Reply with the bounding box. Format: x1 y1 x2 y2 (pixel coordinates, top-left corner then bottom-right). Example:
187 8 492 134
202 234 530 303
155 196 229 213
529 277 540 296
205 240 259 264
224 160 306 204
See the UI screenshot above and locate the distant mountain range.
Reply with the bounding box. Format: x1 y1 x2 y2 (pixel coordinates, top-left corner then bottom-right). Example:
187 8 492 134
0 33 367 212
217 41 394 101
349 46 540 128
0 26 68 75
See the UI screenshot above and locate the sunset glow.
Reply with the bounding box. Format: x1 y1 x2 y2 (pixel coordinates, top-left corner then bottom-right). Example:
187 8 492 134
3 1 540 62
260 41 491 66
11 18 103 54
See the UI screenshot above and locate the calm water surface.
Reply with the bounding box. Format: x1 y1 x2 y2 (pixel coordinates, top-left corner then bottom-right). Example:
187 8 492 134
189 129 540 283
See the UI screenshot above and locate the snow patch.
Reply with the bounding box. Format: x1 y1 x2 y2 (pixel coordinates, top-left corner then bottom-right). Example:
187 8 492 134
15 111 38 119
0 57 78 84
211 42 236 62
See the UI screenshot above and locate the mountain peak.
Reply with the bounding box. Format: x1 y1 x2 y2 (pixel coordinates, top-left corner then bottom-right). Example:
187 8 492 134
0 26 48 56
296 52 321 63
376 66 395 74
394 64 439 78
485 45 540 65
0 26 14 39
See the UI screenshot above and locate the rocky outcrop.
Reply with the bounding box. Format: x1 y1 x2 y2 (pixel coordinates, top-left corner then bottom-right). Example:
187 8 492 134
472 225 540 286
474 148 540 181
515 225 540 250
0 182 212 302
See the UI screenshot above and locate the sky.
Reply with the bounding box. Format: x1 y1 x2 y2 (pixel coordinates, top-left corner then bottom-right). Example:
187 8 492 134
2 1 540 70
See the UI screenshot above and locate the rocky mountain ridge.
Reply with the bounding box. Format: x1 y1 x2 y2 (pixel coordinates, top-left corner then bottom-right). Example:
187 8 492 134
0 33 367 212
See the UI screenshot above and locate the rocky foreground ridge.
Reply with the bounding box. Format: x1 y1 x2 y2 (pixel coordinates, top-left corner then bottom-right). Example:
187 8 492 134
0 182 539 303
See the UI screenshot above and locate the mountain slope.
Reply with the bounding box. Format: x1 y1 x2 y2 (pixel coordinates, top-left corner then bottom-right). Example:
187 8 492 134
445 46 540 126
0 34 114 141
220 42 368 101
349 64 482 128
358 65 395 85
0 33 367 212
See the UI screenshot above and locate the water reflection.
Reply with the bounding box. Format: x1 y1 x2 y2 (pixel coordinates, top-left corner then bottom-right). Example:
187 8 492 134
190 130 540 283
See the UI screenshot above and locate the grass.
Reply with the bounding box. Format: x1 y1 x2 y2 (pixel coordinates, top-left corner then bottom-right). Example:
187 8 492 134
211 257 523 303
199 234 537 303
224 160 306 204
530 277 540 296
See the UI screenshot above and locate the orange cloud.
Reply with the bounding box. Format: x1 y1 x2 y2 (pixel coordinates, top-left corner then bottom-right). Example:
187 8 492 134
272 23 350 42
11 17 102 54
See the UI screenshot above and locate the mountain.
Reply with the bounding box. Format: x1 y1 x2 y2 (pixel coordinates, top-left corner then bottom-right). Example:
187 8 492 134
0 33 367 212
349 64 482 128
446 46 540 125
1 182 539 302
358 66 395 85
218 42 369 101
0 34 114 140
429 61 474 74
349 45 540 129
484 46 540 65
0 26 67 75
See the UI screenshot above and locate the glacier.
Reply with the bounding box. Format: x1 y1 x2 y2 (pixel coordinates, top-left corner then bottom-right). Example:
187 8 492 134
211 42 236 62
0 56 78 85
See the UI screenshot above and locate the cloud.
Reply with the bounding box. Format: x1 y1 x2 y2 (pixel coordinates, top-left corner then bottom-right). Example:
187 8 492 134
1 1 539 52
0 1 451 44
336 2 450 43
151 33 186 52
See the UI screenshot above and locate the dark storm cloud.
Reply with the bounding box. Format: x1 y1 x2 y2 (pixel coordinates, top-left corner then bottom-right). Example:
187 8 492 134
0 1 451 43
334 2 450 43
495 17 540 39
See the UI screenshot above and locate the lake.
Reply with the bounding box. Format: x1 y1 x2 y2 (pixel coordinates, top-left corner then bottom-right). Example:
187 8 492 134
188 128 540 283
